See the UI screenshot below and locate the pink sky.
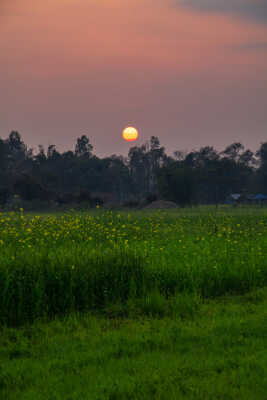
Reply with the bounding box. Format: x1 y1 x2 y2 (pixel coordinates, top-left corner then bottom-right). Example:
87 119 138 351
1 0 267 156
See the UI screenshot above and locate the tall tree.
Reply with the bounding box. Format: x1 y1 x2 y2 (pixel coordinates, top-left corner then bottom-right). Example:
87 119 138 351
221 142 244 162
147 136 166 193
256 142 267 192
75 135 93 158
128 144 149 195
7 131 26 156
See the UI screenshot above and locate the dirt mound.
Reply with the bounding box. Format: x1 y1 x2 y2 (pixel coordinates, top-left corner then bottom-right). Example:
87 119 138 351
144 200 178 209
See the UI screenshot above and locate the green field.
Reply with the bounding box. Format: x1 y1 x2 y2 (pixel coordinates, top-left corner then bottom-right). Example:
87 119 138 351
1 206 267 399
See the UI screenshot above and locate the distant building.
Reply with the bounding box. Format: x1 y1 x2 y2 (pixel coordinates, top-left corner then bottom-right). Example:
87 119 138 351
231 194 241 201
226 194 241 204
227 193 267 205
254 194 267 201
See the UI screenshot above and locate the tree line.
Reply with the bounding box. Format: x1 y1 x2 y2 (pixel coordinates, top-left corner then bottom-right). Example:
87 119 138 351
0 131 267 208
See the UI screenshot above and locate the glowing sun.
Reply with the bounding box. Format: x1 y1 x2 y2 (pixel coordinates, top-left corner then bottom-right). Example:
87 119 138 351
122 126 139 142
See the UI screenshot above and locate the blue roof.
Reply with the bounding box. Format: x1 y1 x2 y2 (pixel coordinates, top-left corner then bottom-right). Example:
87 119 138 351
254 194 267 200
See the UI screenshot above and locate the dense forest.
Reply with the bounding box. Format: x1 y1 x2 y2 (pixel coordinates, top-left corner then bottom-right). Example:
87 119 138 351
0 131 267 209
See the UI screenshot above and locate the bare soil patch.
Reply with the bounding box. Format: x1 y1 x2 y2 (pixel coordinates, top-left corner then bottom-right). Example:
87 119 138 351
144 200 178 209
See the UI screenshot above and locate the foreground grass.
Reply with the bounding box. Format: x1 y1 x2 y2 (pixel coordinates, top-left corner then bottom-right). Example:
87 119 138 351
1 207 267 398
1 286 267 399
1 206 267 326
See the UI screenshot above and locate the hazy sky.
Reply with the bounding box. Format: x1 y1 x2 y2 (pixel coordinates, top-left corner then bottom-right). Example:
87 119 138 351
1 0 267 157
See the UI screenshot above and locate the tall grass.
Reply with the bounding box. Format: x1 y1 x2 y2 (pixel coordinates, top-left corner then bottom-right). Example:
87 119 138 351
1 206 267 326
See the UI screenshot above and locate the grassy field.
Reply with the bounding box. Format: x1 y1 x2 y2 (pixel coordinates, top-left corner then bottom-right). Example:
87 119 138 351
0 206 267 399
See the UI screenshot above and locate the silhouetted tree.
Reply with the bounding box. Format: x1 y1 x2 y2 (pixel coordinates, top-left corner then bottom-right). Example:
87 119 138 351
75 135 93 158
0 130 264 209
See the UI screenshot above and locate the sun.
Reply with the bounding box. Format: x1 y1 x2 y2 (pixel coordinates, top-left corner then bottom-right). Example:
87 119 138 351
122 126 139 142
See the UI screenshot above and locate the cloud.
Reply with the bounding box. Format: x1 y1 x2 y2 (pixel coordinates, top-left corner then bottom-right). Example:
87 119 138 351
176 0 267 24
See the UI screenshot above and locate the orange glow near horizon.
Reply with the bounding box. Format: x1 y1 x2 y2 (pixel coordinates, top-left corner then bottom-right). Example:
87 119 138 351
122 126 139 142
